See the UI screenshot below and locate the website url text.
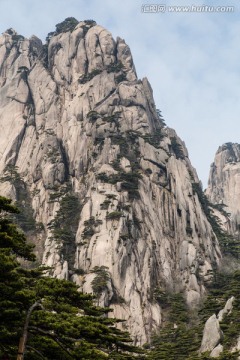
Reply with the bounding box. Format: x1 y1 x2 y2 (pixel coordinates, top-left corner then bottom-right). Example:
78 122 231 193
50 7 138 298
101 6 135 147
141 4 235 13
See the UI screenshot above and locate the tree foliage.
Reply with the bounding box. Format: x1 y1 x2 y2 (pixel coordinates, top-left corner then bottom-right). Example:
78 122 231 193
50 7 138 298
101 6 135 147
0 196 143 359
0 165 36 232
48 193 81 271
170 136 185 159
91 266 110 300
147 293 201 359
147 273 240 360
192 182 240 258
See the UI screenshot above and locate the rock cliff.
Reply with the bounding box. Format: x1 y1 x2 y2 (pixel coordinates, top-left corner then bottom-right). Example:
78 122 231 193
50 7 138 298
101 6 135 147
206 142 240 237
0 18 222 344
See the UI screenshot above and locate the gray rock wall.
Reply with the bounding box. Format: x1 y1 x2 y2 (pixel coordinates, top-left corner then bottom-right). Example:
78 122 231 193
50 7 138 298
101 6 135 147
206 142 240 237
0 21 222 344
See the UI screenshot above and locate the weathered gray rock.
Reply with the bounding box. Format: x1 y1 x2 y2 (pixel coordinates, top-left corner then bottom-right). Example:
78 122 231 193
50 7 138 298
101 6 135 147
200 314 223 353
200 296 236 356
206 142 240 236
231 336 240 358
210 344 223 358
218 296 234 322
0 20 222 344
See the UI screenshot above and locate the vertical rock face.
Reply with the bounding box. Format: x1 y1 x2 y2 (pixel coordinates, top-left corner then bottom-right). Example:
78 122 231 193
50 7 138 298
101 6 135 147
0 20 222 344
206 143 240 236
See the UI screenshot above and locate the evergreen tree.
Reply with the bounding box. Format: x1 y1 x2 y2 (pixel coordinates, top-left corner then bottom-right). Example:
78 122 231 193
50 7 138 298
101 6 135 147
0 196 143 359
0 196 36 355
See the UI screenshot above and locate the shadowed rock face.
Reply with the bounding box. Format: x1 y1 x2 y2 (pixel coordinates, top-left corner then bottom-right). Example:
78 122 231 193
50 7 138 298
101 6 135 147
0 20 221 344
206 143 240 237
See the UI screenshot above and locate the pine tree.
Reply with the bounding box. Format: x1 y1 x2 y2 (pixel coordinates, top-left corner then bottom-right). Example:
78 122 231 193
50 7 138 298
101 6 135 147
0 196 143 359
0 196 36 356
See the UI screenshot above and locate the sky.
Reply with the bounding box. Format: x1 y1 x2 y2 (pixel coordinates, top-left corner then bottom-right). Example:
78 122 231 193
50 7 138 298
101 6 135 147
0 0 239 188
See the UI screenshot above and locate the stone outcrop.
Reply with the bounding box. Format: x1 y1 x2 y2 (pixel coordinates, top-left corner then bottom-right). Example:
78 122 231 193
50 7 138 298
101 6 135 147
200 314 223 354
0 19 222 344
217 296 234 322
210 344 224 358
206 142 240 237
200 297 235 357
231 336 240 358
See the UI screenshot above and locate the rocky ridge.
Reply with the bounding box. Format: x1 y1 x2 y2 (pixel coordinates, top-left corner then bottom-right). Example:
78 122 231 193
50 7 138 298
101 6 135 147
0 18 222 344
206 142 240 238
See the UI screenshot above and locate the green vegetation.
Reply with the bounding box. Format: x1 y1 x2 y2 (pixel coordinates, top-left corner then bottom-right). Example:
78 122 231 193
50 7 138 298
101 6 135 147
120 110 166 150
102 111 121 127
106 211 124 220
142 128 165 149
115 73 127 83
46 18 96 42
87 110 100 122
17 66 29 82
74 267 86 275
148 292 200 359
192 182 240 258
48 193 81 270
12 34 24 45
0 165 37 232
46 147 60 163
204 272 240 349
100 199 112 210
55 17 79 35
195 271 240 359
79 61 126 86
95 131 142 199
106 194 117 200
0 195 143 359
146 176 240 358
106 61 127 83
122 127 165 150
211 203 230 218
97 172 110 183
106 61 124 73
156 108 166 127
170 136 185 159
46 17 78 42
87 111 121 128
147 271 240 359
79 68 102 84
82 216 102 239
48 184 71 203
91 266 110 299
5 28 15 35
83 19 96 26
40 43 49 68
94 135 105 150
0 196 36 357
97 170 141 200
81 20 97 35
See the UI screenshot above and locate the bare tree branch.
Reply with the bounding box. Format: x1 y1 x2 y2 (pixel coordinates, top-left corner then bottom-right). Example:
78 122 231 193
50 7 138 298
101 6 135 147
28 326 75 359
26 345 47 359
